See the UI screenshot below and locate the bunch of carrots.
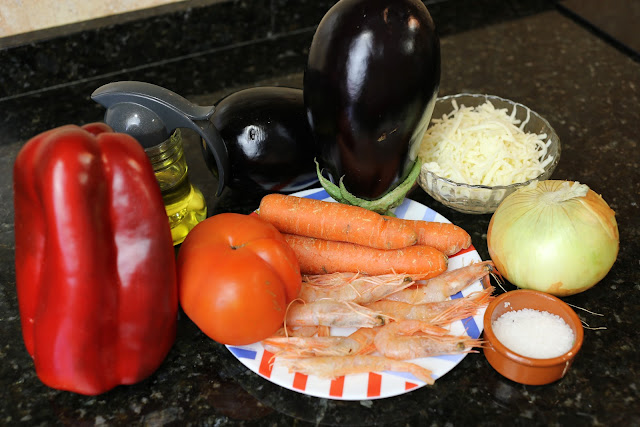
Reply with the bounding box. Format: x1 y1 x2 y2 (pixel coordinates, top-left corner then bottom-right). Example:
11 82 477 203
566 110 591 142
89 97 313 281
258 193 473 277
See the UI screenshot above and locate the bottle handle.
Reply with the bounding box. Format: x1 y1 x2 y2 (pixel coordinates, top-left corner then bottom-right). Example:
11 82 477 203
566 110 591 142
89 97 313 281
91 81 229 196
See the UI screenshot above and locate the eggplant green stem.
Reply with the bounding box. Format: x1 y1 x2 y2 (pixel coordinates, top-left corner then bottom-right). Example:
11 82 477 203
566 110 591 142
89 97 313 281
315 159 421 216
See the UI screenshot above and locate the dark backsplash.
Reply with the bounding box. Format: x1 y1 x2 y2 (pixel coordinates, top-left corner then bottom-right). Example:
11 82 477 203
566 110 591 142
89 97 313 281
0 0 556 143
0 0 556 99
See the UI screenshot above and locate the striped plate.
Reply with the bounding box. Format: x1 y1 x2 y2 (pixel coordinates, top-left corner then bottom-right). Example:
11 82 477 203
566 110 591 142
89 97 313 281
226 188 485 400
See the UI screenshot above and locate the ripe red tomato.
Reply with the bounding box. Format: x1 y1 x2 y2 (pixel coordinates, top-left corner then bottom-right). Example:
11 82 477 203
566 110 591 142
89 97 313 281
177 213 301 345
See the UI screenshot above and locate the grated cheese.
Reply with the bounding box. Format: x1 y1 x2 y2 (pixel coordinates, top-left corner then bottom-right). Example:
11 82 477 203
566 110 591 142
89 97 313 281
492 308 575 359
418 100 554 186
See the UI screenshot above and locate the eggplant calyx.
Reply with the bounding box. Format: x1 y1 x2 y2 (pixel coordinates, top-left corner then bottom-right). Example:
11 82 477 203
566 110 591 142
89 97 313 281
314 159 343 202
315 159 421 216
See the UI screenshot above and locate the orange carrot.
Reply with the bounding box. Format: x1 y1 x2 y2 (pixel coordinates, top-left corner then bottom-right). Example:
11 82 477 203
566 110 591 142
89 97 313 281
259 194 417 250
385 217 471 256
284 234 448 277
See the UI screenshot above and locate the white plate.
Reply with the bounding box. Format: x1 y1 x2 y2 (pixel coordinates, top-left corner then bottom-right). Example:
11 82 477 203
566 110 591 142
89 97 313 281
226 188 485 400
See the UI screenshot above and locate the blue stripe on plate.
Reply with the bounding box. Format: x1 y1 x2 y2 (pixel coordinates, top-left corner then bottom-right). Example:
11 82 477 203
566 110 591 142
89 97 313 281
433 353 465 363
421 208 437 222
227 347 257 360
461 317 481 339
304 188 330 200
450 291 463 299
393 199 412 218
449 291 481 338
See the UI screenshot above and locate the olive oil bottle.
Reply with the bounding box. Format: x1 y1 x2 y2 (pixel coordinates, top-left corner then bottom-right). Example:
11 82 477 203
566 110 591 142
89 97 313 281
146 129 206 245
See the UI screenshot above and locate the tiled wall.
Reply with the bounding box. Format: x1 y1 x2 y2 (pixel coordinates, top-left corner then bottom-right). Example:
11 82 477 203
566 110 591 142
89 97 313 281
0 0 187 38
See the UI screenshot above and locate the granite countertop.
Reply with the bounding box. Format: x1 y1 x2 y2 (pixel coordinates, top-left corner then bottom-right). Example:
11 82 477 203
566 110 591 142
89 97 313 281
1 1 639 425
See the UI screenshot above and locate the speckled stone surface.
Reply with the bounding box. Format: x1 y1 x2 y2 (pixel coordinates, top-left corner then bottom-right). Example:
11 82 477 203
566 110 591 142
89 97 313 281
559 0 640 59
1 1 639 425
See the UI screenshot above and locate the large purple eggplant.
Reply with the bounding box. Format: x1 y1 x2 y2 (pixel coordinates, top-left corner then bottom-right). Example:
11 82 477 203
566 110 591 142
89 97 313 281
304 0 440 209
206 87 318 194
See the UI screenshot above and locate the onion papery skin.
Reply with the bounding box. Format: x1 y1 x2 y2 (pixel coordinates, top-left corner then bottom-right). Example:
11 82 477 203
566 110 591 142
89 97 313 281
487 180 619 296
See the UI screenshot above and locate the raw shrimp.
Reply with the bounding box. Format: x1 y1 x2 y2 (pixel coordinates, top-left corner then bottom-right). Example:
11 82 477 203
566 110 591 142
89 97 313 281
384 261 495 304
285 299 390 328
374 319 482 360
317 325 331 337
299 272 416 304
272 325 324 338
278 355 435 384
263 327 378 358
367 286 494 326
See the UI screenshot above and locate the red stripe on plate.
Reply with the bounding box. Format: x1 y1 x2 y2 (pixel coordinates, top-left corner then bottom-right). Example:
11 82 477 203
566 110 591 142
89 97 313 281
259 350 275 378
329 376 345 398
367 372 382 397
293 372 308 391
450 244 476 257
405 382 419 391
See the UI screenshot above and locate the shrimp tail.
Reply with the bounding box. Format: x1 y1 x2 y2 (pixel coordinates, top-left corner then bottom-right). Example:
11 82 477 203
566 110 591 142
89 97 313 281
263 336 342 358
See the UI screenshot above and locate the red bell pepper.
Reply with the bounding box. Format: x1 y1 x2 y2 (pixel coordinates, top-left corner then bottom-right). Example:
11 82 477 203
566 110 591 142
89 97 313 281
13 123 178 395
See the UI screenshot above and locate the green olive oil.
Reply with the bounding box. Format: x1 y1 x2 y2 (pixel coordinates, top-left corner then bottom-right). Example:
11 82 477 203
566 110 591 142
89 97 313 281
146 130 206 245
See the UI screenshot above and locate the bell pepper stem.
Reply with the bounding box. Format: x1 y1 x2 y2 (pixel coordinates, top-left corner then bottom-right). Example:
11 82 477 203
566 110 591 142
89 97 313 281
315 159 421 215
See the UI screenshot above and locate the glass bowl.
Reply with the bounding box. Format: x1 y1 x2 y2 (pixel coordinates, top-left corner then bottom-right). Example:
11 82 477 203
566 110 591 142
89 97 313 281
417 93 561 214
483 289 584 385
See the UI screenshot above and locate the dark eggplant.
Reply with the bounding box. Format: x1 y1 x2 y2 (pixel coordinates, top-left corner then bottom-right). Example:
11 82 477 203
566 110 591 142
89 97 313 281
304 0 440 201
204 86 318 193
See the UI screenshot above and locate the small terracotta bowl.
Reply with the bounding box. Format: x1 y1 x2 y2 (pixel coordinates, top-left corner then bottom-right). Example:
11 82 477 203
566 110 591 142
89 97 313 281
483 289 584 385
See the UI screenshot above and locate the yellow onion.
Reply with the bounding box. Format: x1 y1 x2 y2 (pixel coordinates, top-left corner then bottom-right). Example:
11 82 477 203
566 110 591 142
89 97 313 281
487 180 619 296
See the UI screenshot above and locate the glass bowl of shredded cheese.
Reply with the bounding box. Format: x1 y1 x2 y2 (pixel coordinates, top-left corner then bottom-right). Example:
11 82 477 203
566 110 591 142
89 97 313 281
417 93 561 214
482 289 584 385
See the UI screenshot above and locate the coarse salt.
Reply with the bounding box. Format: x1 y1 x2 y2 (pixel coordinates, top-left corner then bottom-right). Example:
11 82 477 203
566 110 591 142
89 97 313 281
492 308 575 359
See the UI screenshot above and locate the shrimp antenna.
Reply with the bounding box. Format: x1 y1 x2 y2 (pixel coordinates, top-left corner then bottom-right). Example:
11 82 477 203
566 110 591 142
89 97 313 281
566 303 604 316
580 321 607 331
489 271 506 293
